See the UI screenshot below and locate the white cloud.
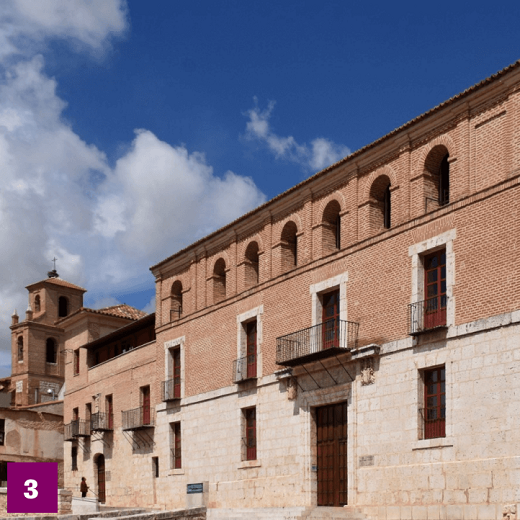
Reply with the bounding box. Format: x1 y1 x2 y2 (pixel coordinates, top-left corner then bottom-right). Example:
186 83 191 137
0 0 128 60
244 99 350 172
0 2 266 374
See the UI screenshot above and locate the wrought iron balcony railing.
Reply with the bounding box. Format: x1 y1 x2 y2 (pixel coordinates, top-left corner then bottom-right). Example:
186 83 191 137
232 354 257 383
122 406 154 430
276 319 359 367
90 412 113 431
64 420 90 440
419 407 446 439
408 296 448 335
162 378 181 401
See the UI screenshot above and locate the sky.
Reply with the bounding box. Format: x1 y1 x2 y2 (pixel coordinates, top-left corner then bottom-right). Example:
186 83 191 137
0 0 519 376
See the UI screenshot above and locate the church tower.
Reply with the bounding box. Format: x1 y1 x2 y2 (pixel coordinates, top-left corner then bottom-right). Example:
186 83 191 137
9 269 85 406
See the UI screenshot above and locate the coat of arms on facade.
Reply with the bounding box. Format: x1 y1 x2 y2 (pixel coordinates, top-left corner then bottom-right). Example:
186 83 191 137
360 358 375 385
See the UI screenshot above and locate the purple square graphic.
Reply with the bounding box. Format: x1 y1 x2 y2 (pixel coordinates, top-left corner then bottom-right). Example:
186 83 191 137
7 462 58 513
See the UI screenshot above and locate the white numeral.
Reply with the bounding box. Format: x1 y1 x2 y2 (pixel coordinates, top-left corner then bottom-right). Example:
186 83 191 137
24 479 38 499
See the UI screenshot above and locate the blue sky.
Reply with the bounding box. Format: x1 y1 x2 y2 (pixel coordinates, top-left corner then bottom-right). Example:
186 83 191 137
0 0 519 375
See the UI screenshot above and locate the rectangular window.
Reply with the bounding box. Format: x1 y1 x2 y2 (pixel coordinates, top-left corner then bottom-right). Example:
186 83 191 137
72 407 79 421
0 461 7 486
85 403 91 424
141 386 151 426
71 446 78 471
152 457 159 478
0 419 4 446
246 321 257 379
244 407 257 461
170 422 181 469
423 366 446 439
423 249 447 329
74 350 80 375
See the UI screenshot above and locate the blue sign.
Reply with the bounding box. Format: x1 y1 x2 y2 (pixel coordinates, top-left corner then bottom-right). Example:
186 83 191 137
187 483 204 494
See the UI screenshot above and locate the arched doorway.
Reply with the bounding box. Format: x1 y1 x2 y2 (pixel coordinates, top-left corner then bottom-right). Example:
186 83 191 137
95 454 106 503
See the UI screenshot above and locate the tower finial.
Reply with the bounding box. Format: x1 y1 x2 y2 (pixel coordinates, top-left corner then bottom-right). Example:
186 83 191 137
48 257 59 278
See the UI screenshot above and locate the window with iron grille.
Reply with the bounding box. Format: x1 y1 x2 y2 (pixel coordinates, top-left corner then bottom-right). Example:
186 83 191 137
74 349 80 375
244 407 256 461
170 422 181 469
422 366 446 439
71 446 78 471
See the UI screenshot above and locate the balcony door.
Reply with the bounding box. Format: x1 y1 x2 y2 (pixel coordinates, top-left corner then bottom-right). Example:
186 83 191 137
246 321 257 379
322 290 340 349
142 386 150 425
424 250 446 329
317 402 348 506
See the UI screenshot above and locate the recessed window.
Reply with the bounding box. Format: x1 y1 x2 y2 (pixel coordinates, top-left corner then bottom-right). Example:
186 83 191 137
213 258 227 303
369 175 392 231
280 221 298 271
244 241 260 287
244 407 257 461
17 337 23 362
170 281 183 321
170 422 181 469
58 296 68 317
46 338 57 364
74 350 80 375
422 366 446 439
34 295 41 313
322 200 342 254
0 419 4 446
152 456 159 478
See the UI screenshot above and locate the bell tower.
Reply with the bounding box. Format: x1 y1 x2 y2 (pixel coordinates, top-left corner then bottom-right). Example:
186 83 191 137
10 268 86 406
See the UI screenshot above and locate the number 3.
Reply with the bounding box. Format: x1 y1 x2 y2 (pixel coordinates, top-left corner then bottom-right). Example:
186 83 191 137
24 479 38 499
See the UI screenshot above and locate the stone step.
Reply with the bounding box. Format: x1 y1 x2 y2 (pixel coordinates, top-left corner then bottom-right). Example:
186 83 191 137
207 507 307 520
207 507 372 520
301 506 371 520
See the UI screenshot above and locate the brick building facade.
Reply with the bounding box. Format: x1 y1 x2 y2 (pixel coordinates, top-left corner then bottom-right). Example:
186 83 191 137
65 61 520 520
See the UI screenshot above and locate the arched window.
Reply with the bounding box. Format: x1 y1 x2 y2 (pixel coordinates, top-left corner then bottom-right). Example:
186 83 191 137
213 258 227 304
244 241 260 287
58 296 68 317
171 281 183 321
281 221 298 272
17 337 23 362
46 338 57 364
369 175 392 231
322 200 342 254
424 146 450 210
34 295 41 313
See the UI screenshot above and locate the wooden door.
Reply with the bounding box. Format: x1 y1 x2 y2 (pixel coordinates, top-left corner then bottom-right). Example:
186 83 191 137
322 291 340 349
317 402 348 507
97 454 106 503
424 250 447 329
246 321 257 378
